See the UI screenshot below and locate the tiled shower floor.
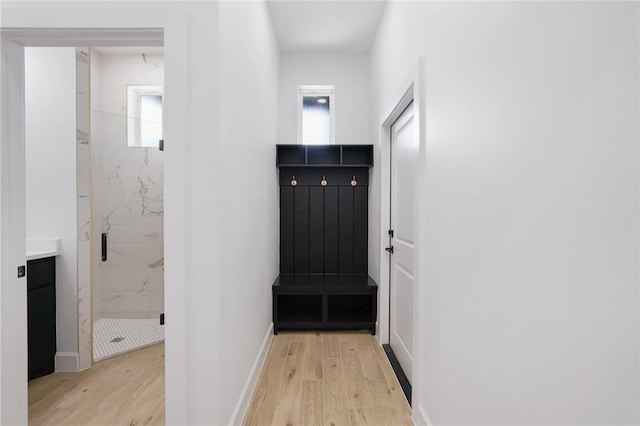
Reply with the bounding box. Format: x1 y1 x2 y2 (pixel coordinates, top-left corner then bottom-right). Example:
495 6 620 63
93 318 164 362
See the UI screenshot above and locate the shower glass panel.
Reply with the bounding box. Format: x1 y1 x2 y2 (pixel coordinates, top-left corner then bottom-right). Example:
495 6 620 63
91 50 165 361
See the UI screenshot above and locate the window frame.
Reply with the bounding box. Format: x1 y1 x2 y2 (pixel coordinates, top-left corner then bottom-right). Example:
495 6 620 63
127 84 163 148
297 84 335 145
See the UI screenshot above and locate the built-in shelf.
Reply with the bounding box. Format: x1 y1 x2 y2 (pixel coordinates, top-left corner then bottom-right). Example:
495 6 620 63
327 295 373 323
276 145 306 165
342 145 373 166
276 144 373 168
307 145 340 165
272 274 377 334
277 295 322 323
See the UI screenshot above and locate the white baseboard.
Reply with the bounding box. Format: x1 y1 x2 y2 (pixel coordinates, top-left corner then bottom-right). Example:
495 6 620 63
55 352 79 372
415 402 434 426
228 323 274 426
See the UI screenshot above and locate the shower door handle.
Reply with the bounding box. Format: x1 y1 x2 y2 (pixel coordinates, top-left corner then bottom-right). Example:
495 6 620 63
101 233 107 262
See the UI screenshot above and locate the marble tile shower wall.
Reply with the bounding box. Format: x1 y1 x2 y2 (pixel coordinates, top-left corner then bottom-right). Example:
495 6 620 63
91 51 164 323
76 48 92 370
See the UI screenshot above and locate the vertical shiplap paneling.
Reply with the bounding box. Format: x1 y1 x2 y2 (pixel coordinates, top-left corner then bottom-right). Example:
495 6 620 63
338 187 354 274
294 186 309 274
279 186 295 274
323 186 339 274
309 186 324 274
353 186 368 274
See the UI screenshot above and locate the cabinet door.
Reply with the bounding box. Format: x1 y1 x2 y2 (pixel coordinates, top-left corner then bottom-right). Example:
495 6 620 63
27 257 55 291
28 285 56 380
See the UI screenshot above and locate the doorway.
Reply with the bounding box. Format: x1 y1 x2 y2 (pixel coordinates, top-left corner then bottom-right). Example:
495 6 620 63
377 61 424 417
385 101 417 405
0 24 186 424
20 43 166 421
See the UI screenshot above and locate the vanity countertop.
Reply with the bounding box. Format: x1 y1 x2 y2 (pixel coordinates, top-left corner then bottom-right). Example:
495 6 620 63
26 238 61 261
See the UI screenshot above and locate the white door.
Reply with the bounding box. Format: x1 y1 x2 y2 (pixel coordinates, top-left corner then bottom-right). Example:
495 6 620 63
389 102 416 384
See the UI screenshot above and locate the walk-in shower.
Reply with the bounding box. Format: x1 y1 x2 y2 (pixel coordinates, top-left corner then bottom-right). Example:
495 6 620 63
91 48 165 362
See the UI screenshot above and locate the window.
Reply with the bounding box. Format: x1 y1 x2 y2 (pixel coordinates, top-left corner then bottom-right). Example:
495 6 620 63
127 85 163 148
298 85 335 145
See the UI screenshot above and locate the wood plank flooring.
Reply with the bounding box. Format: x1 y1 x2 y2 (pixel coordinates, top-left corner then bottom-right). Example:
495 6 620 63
244 332 413 426
29 343 164 425
28 333 411 426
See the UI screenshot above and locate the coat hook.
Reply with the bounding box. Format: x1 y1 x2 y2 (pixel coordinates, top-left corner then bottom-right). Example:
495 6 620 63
291 176 297 187
350 175 358 187
321 176 327 187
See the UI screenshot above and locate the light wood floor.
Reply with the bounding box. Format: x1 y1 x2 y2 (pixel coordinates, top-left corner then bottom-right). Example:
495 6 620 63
244 332 414 426
29 343 165 425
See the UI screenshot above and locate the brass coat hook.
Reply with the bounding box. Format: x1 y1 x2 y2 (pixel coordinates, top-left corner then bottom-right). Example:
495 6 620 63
291 176 297 186
350 175 358 187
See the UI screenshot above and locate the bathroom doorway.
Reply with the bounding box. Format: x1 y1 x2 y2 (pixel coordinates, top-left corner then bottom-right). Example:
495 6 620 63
90 47 165 362
1 20 188 422
19 42 167 424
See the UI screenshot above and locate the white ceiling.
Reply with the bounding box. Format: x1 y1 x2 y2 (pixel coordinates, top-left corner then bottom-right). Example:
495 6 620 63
3 3 386 54
266 0 387 54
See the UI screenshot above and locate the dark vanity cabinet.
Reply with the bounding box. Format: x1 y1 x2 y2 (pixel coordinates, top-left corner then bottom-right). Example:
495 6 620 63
27 257 56 380
273 144 378 334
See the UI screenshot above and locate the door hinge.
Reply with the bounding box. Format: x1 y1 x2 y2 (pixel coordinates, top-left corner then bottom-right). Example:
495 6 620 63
159 139 164 151
388 229 394 237
160 313 165 325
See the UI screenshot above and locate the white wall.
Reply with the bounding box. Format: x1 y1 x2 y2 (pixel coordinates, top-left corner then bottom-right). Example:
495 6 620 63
24 47 79 361
218 2 280 424
371 2 639 425
279 54 369 145
91 51 165 322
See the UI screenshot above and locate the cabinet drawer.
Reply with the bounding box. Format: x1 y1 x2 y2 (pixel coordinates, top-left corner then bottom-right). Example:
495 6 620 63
27 257 55 291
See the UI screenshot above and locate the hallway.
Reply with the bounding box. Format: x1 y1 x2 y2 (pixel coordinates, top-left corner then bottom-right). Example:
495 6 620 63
244 332 413 426
2 2 638 424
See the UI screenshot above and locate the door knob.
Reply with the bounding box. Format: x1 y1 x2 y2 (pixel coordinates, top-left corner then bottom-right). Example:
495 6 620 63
385 246 394 254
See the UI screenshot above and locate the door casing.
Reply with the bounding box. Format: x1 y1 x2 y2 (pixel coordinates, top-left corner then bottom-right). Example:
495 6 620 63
377 58 425 417
0 8 189 424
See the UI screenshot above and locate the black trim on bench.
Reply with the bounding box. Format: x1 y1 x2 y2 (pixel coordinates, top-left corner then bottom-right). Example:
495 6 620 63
382 344 412 406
